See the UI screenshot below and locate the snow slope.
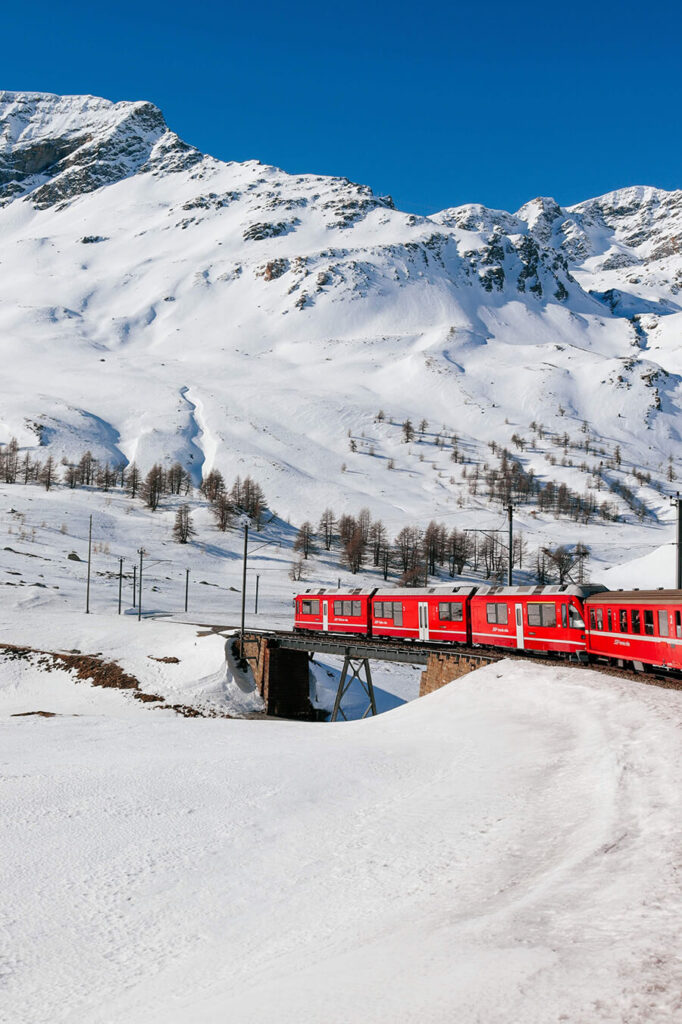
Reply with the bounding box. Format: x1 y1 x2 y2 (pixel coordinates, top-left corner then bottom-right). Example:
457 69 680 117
2 660 680 1024
1 90 682 574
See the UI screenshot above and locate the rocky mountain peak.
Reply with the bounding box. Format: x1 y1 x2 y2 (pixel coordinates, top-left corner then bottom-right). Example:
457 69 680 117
0 91 201 208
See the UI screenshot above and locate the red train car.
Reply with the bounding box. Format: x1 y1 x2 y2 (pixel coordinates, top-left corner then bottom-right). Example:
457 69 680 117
584 589 682 671
293 588 375 635
470 585 607 655
371 586 477 643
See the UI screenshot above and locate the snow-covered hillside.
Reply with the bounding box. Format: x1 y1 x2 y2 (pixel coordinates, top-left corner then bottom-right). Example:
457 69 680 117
2 90 682 570
2 95 681 1022
2 659 680 1023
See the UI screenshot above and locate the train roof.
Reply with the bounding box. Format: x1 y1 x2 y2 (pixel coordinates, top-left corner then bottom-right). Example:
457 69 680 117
373 586 478 597
585 589 682 605
299 588 377 596
476 584 608 598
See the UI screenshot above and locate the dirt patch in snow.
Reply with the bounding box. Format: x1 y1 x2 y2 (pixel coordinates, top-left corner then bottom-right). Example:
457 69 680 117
11 710 59 717
0 643 231 717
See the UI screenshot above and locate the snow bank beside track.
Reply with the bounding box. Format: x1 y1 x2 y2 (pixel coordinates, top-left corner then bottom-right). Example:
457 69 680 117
1 660 680 1023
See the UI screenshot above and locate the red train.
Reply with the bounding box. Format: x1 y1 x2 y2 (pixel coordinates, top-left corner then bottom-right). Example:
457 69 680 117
294 584 682 673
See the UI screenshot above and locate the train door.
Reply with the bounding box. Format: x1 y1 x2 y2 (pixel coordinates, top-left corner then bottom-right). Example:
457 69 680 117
515 604 524 649
322 600 329 631
418 602 429 641
657 608 673 667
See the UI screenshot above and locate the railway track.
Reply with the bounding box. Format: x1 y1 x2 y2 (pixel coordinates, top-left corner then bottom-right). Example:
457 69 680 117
159 619 682 693
243 628 682 692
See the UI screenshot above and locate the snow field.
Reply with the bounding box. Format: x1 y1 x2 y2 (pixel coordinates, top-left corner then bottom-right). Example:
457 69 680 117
1 662 680 1023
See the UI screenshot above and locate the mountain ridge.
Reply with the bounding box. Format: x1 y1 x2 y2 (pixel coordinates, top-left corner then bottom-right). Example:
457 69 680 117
1 90 681 570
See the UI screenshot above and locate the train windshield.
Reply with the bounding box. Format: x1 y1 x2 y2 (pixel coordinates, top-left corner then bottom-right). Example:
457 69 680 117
569 605 585 629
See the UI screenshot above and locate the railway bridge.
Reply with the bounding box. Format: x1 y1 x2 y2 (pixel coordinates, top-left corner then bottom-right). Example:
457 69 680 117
240 630 499 720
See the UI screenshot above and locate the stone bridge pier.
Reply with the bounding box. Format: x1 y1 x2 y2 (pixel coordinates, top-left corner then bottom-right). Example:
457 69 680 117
241 633 314 719
240 631 498 720
419 651 497 696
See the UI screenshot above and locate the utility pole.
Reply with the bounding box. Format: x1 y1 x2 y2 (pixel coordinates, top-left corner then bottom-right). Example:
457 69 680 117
505 504 514 586
254 573 260 615
132 565 137 607
85 514 92 614
138 548 143 622
240 516 249 659
185 568 189 613
118 557 123 615
673 493 682 589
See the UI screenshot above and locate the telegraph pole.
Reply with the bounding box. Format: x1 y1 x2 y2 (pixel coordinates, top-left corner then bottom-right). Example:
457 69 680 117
118 557 123 615
505 504 514 586
85 514 92 614
254 573 260 615
673 493 682 589
132 565 137 607
185 568 189 613
240 516 249 660
137 548 143 621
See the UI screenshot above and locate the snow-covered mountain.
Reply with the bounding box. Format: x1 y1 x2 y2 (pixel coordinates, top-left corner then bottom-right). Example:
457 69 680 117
1 90 681 559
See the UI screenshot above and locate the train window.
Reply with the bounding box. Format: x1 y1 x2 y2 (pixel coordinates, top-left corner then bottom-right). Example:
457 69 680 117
607 608 613 632
302 600 319 615
595 608 604 630
438 602 463 622
352 601 361 616
569 606 585 629
561 605 568 628
375 602 402 623
342 601 351 615
676 612 682 639
619 609 628 632
589 609 596 629
334 601 343 615
528 603 557 627
486 603 508 624
631 609 641 634
658 610 669 637
644 610 654 636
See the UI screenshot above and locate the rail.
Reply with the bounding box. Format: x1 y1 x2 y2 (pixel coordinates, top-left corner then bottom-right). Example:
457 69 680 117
241 629 505 666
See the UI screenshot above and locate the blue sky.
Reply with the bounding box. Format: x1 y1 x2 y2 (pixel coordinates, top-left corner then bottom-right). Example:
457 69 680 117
6 0 681 214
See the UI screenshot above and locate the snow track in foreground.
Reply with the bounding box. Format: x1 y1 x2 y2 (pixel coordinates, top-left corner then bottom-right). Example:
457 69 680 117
1 661 680 1024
